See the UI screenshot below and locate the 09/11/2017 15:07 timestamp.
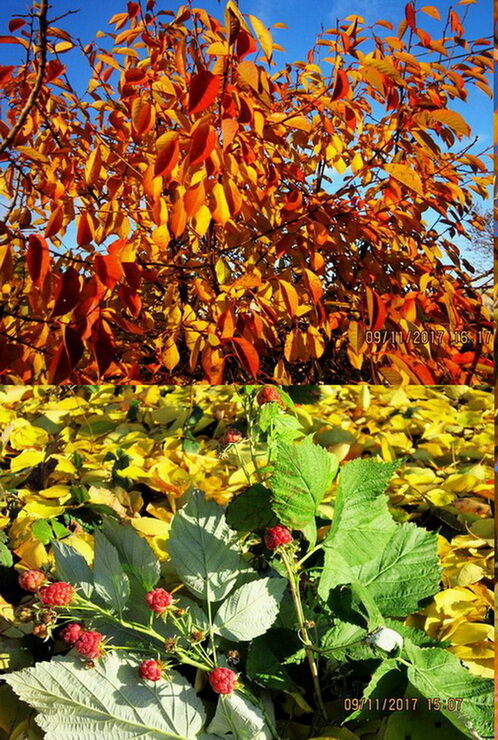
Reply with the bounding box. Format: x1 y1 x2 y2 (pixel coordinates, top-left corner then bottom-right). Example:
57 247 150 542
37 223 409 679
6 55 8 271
343 697 464 712
364 330 493 346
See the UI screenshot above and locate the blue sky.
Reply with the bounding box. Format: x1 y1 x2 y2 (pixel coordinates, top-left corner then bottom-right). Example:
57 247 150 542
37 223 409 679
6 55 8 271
0 0 493 269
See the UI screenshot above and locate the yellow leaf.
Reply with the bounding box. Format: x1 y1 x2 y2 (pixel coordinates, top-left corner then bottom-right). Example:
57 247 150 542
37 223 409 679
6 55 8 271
37 485 72 500
385 163 424 196
192 204 211 237
215 257 231 285
151 224 170 249
10 449 44 473
210 182 231 225
284 115 312 132
84 146 102 187
248 14 273 61
430 109 470 137
162 337 180 371
8 421 49 450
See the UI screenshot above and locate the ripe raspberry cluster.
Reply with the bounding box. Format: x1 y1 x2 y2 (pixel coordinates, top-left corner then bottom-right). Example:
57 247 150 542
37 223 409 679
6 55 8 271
256 386 281 405
264 525 293 550
222 428 244 445
74 630 105 659
39 582 75 606
208 667 238 694
60 622 85 645
138 659 163 681
145 588 173 613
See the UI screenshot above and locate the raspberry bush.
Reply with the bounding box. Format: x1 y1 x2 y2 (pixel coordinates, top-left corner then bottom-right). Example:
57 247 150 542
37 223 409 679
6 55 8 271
2 388 494 740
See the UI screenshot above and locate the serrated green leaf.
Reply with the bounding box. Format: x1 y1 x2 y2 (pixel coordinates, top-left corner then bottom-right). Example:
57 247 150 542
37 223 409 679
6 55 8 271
0 542 13 567
168 490 251 601
207 692 271 739
101 519 160 592
213 577 287 641
52 541 93 599
247 630 301 690
270 438 337 528
93 530 130 614
405 642 494 739
4 654 206 740
345 659 405 721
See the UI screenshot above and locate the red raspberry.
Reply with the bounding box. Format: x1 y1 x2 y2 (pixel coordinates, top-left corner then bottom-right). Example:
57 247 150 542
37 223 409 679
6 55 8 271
39 582 74 606
18 569 46 592
74 631 104 659
208 667 238 695
256 386 281 405
138 659 162 681
60 622 85 645
145 588 173 613
264 525 293 550
222 428 244 445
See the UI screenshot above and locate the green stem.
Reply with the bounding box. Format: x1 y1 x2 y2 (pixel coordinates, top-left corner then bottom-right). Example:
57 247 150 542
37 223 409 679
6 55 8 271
280 551 328 722
205 590 218 663
297 543 323 567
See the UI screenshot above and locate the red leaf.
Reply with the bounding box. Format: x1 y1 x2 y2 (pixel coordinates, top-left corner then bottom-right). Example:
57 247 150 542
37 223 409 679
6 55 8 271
47 325 84 383
127 1 140 17
118 283 142 317
91 319 115 377
236 30 257 61
95 253 123 289
188 70 220 115
0 65 15 87
26 234 50 287
122 262 143 291
45 204 64 238
8 18 26 32
405 3 416 31
189 122 217 168
154 134 180 177
231 337 260 379
330 69 349 102
52 267 81 317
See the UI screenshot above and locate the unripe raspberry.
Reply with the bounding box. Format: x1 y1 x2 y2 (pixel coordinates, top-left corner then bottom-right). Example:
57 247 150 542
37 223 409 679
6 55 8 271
39 609 58 625
61 622 85 645
15 606 35 623
256 386 281 405
208 667 238 694
222 428 244 445
74 630 104 659
145 588 173 613
138 659 162 681
264 524 293 550
18 569 46 592
32 623 49 639
39 582 74 606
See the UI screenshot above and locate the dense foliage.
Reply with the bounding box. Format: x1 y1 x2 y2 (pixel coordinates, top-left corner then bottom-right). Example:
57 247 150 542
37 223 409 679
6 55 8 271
0 385 493 739
0 1 493 383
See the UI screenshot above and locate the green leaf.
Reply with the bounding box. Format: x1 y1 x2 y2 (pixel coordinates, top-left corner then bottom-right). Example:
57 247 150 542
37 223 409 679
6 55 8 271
225 485 277 531
353 524 441 616
318 459 400 600
93 530 130 614
168 490 251 601
345 659 406 721
247 630 301 690
31 519 53 545
4 654 206 740
405 641 494 739
270 438 338 528
52 541 93 599
207 692 271 739
0 542 13 567
101 519 160 592
213 577 287 641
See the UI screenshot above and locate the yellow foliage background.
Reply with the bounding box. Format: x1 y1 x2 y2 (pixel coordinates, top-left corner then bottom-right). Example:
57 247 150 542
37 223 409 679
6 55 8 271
0 384 493 681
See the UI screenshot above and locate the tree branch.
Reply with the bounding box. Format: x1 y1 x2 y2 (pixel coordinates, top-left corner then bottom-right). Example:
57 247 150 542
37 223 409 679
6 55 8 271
0 0 48 155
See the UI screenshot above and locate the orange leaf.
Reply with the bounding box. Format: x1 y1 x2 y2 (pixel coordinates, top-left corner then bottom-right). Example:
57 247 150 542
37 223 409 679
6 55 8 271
202 345 225 383
26 234 50 287
217 308 235 339
76 211 95 246
231 337 260 378
91 319 115 377
155 133 180 177
131 97 156 136
95 252 124 290
405 2 416 31
189 122 217 168
45 205 64 238
279 279 299 318
366 286 387 331
330 69 349 102
221 118 239 149
52 267 80 317
47 325 84 383
188 70 220 115
304 268 323 303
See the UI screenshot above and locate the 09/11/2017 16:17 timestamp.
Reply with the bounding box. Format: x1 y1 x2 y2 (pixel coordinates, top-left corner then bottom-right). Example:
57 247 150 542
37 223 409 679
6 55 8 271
343 697 464 712
365 329 493 346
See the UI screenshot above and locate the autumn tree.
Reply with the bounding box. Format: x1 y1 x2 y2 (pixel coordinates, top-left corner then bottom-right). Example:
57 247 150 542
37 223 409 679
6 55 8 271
0 0 493 383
